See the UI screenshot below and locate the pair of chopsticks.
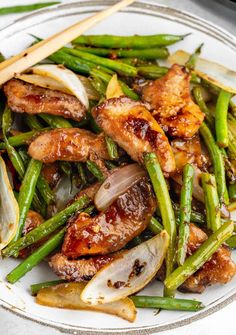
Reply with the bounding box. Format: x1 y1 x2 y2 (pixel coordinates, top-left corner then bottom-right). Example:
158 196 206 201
0 0 135 86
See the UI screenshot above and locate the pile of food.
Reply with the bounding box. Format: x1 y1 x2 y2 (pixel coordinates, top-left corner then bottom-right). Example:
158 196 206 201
0 32 236 322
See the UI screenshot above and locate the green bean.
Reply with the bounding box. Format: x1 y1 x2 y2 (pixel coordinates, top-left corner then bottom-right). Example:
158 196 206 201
90 68 139 100
36 175 55 205
193 86 214 127
227 234 236 249
7 228 65 284
86 161 104 181
215 90 231 148
186 43 203 70
105 136 119 160
64 48 137 77
31 192 47 217
3 195 90 258
31 280 66 296
77 163 87 185
177 164 194 266
0 128 50 149
0 3 60 15
72 34 189 49
201 173 221 232
74 46 169 60
25 115 43 130
14 159 42 242
165 221 233 291
148 217 163 235
227 114 236 157
2 107 25 179
137 65 168 79
144 153 176 296
130 295 204 312
39 114 72 128
200 122 228 205
90 75 106 96
229 183 236 201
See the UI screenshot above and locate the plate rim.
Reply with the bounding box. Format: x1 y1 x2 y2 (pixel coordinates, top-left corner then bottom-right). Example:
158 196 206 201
0 1 235 334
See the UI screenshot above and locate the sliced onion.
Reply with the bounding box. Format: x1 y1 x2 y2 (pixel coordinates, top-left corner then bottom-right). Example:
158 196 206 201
106 74 124 99
36 282 136 322
81 231 169 305
168 50 236 94
94 164 146 211
17 73 99 101
30 64 89 108
0 157 19 251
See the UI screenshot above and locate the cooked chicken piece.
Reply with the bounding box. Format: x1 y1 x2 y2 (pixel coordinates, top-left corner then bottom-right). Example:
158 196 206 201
180 223 236 293
19 210 44 258
142 64 204 138
93 96 175 174
41 163 61 189
62 177 156 258
28 128 110 164
49 253 115 282
4 79 86 121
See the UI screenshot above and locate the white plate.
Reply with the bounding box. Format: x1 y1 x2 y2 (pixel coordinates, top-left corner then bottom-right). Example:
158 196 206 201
0 1 235 334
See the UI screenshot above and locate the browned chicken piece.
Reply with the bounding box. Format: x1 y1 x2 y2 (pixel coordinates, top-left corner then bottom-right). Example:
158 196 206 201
171 135 209 173
142 64 204 138
4 79 86 121
19 210 44 258
180 223 236 293
62 177 156 258
41 163 61 189
28 128 110 164
93 96 175 174
49 253 115 282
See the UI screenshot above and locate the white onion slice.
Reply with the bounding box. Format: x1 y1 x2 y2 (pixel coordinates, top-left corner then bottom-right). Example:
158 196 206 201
94 164 146 211
0 157 19 251
168 50 236 94
17 73 99 101
81 231 169 305
30 64 89 108
36 282 136 322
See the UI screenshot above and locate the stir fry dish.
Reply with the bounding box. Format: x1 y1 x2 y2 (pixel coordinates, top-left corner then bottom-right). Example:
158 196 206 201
1 32 236 323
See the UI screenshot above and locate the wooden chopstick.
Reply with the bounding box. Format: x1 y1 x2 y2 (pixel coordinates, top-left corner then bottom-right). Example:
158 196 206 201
0 0 135 85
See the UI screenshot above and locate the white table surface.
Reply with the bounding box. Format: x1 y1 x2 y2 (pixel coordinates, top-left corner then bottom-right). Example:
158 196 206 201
0 0 235 334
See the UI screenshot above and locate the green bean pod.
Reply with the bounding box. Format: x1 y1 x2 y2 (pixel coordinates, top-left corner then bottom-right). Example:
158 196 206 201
74 46 169 60
86 160 104 181
200 122 228 205
193 86 214 127
165 221 234 291
25 115 44 130
14 159 42 241
148 217 163 235
177 164 194 266
7 227 66 284
201 173 221 232
39 114 72 128
0 2 60 15
130 295 204 312
144 152 176 297
215 90 231 148
72 34 188 49
64 48 138 77
105 136 119 160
